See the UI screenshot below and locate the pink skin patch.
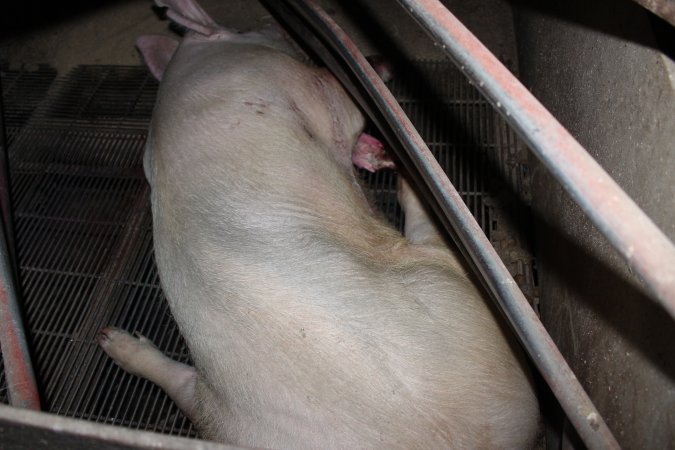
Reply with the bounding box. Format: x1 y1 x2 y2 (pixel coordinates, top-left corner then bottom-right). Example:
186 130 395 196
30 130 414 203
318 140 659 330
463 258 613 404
352 133 396 172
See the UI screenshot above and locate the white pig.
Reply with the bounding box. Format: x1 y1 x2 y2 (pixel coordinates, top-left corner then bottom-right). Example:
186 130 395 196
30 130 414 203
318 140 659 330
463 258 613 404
97 0 540 448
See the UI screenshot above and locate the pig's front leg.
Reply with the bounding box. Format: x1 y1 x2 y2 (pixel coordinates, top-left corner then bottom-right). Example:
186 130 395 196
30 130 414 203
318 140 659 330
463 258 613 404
398 178 466 269
349 135 450 247
97 327 197 421
348 133 443 245
398 178 446 246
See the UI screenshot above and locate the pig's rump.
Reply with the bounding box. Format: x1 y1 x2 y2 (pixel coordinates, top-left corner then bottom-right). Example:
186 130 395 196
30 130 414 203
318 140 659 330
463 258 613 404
186 251 536 448
143 42 539 449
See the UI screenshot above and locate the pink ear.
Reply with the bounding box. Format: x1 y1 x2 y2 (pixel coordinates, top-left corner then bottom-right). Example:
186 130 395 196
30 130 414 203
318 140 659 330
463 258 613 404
156 0 230 37
136 35 179 81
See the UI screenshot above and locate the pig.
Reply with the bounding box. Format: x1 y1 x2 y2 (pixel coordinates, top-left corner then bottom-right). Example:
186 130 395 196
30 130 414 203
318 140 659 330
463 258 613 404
97 0 540 448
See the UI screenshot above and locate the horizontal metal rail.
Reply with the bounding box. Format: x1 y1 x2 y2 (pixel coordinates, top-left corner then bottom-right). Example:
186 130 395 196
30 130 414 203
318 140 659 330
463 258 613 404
264 0 621 448
396 0 675 321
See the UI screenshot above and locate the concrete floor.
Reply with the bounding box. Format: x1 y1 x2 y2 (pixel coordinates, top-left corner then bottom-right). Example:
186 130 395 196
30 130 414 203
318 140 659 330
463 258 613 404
0 0 518 75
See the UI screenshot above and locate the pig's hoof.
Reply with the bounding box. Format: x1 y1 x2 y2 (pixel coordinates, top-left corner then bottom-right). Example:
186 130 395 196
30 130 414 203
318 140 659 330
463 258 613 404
97 327 161 377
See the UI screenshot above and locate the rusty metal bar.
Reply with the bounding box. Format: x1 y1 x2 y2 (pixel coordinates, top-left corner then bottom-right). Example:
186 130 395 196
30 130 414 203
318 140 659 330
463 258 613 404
264 0 621 448
394 0 675 321
631 0 675 27
0 403 234 449
0 90 41 410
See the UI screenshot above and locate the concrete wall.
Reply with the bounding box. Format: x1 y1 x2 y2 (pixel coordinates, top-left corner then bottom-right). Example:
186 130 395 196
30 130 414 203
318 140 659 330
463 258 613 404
513 0 675 448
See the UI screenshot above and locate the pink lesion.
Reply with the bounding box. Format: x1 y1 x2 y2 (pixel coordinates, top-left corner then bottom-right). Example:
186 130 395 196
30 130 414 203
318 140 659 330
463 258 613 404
352 133 396 172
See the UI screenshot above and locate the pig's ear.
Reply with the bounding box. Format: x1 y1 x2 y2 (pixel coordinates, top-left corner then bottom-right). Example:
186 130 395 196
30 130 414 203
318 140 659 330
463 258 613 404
156 0 229 37
136 35 179 81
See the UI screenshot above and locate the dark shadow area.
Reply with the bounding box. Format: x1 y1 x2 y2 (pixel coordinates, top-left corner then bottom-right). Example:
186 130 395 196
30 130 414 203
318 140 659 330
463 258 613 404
533 209 675 385
530 198 675 448
509 0 675 61
0 0 133 39
334 0 420 68
650 13 675 61
513 0 675 445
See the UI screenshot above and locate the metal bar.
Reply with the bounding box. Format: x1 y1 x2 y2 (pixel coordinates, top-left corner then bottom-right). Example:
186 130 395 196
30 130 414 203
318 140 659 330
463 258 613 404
0 403 233 450
0 218 41 412
0 74 41 410
394 0 675 321
264 1 620 448
631 0 675 27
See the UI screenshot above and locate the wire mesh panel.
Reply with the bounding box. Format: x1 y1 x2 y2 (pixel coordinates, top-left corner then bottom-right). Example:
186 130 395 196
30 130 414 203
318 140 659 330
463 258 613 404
0 61 535 437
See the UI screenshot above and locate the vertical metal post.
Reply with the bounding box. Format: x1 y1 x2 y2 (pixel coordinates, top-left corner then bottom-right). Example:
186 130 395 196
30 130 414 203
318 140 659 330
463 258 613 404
0 77 41 410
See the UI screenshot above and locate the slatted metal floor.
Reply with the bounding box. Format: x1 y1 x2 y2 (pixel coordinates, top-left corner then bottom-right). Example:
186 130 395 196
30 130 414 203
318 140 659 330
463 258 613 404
0 63 57 146
0 61 535 438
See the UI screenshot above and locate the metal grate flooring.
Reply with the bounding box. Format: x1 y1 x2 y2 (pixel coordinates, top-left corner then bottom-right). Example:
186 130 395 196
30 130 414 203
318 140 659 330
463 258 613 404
0 62 535 437
0 63 57 145
1 65 195 435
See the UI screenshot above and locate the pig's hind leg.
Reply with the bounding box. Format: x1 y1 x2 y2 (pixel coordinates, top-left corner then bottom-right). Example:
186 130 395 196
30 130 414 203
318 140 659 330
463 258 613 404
97 327 197 420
